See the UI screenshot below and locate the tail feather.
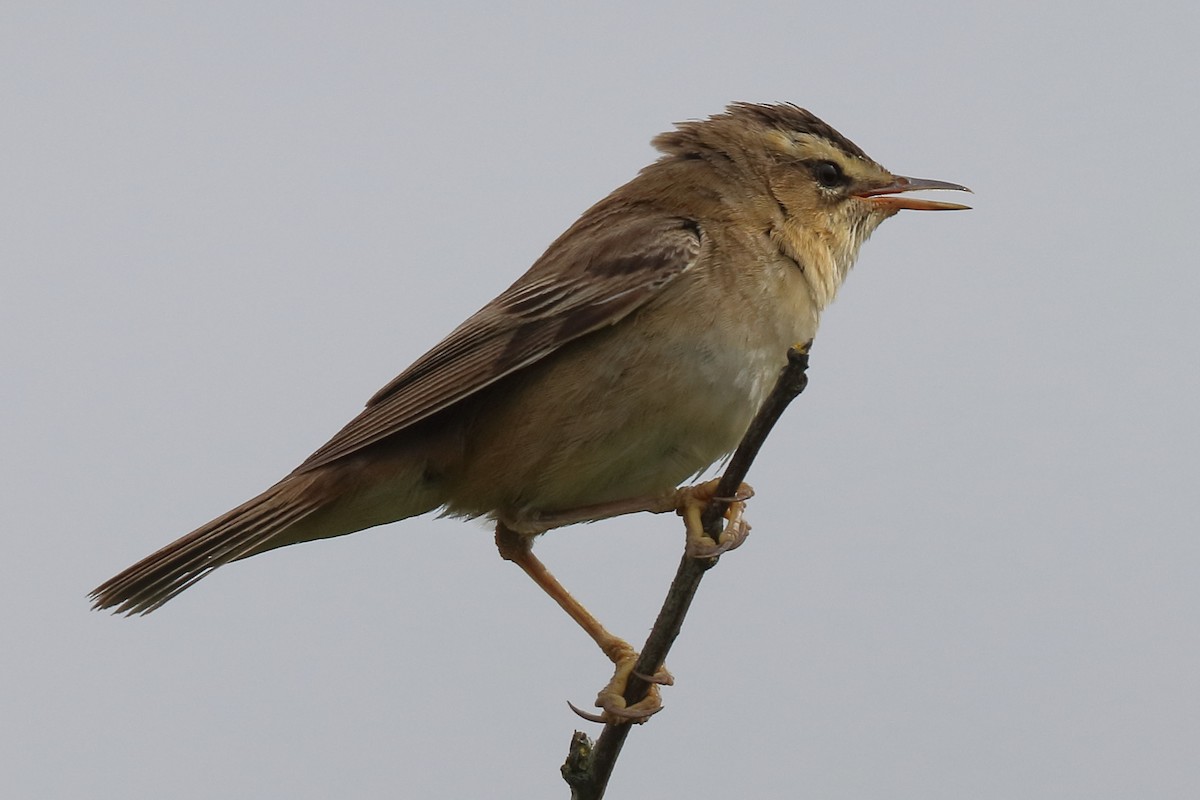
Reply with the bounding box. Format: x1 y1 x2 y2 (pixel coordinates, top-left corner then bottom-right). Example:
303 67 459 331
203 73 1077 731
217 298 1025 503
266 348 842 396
90 473 331 615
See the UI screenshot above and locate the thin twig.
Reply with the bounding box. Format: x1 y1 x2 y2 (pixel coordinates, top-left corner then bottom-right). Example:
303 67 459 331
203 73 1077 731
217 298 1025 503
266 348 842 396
562 343 812 799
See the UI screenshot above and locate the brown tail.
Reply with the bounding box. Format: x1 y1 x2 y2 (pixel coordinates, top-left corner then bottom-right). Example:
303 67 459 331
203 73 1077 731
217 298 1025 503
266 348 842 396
90 472 333 615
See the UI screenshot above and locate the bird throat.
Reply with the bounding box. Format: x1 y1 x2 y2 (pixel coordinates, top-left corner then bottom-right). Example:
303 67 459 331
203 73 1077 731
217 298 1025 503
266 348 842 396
769 216 864 312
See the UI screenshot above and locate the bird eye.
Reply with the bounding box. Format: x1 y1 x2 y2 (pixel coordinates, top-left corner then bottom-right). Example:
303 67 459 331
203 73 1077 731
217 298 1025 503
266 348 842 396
812 160 846 189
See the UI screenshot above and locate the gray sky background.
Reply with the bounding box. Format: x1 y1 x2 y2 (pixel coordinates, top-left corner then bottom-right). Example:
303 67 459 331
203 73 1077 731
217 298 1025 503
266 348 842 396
5 3 1198 798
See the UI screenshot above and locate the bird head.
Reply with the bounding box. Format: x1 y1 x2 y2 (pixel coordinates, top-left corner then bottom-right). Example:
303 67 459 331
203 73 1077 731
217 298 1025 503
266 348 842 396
652 103 970 308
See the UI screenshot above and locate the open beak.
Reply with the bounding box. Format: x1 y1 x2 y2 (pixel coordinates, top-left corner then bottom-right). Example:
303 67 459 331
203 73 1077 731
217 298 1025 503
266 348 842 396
855 176 972 211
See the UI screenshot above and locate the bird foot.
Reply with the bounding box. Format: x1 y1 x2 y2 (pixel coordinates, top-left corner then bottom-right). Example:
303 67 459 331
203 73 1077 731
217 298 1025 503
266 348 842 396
569 650 674 725
675 478 754 558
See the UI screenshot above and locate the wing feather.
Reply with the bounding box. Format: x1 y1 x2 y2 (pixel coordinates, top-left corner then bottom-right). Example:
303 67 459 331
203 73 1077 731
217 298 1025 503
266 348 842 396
293 213 702 473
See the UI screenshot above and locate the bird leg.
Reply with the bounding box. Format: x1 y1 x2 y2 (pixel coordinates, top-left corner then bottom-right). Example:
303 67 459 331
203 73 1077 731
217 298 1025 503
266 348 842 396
503 479 755 542
492 480 751 721
495 523 672 724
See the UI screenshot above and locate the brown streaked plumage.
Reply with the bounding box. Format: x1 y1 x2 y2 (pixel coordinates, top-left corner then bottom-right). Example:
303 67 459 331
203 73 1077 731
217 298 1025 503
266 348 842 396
91 103 969 722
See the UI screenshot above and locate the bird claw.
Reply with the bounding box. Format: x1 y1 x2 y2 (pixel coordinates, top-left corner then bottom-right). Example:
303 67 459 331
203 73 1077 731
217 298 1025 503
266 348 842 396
568 698 664 725
675 479 754 558
633 666 675 686
569 655 672 725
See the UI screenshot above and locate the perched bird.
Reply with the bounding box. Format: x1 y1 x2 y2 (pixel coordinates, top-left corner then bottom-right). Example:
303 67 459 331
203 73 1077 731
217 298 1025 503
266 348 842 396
91 102 969 722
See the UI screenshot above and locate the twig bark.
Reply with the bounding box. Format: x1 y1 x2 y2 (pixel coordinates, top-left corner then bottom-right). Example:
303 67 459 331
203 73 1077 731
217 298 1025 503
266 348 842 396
562 343 813 799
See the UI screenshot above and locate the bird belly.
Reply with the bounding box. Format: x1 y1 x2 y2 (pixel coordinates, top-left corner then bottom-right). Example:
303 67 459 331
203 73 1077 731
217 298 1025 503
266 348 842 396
444 265 816 526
